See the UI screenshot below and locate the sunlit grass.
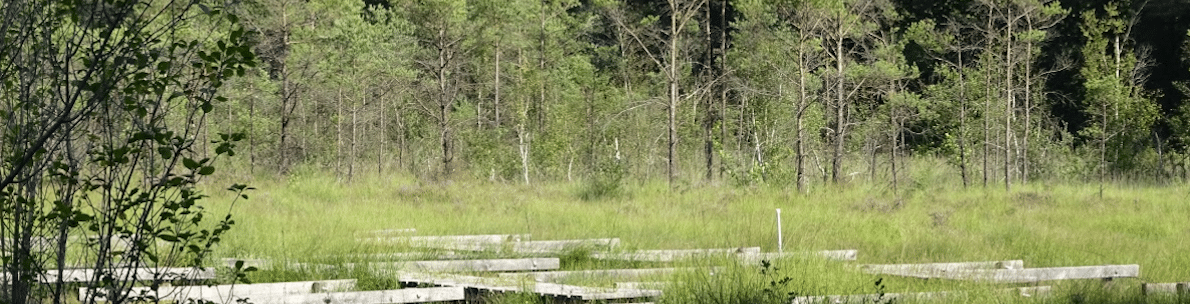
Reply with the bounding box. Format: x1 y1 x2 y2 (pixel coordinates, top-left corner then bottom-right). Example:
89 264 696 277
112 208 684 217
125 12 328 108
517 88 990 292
194 160 1190 302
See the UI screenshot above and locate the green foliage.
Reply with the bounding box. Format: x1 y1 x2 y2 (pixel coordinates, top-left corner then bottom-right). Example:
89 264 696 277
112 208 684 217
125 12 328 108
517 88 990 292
0 0 256 302
1079 2 1160 176
192 0 1189 187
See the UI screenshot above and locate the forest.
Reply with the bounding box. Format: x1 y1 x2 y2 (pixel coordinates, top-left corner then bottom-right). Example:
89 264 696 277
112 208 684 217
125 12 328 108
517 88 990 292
196 0 1190 191
2 1 1190 302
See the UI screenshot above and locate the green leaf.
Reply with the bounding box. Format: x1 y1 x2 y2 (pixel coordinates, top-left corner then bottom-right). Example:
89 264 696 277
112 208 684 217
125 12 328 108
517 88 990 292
159 234 179 242
73 212 94 222
183 158 200 170
198 166 215 175
130 131 153 143
158 147 173 159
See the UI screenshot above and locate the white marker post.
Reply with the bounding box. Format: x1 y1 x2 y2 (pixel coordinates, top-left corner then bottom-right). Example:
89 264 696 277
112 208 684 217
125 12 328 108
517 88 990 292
776 208 783 254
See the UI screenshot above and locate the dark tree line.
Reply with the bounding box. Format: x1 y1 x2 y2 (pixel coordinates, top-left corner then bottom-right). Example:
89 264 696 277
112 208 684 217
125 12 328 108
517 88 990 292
209 0 1190 190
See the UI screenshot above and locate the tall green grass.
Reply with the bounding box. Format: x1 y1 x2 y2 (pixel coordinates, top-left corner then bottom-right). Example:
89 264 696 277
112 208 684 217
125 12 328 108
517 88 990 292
193 161 1190 301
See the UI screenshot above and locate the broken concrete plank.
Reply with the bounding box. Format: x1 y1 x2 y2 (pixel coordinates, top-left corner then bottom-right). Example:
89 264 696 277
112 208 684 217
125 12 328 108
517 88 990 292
361 234 530 248
396 272 659 301
590 247 762 262
1143 282 1189 296
790 286 1052 304
1143 283 1179 295
2 235 146 253
410 234 530 244
397 272 523 292
362 228 418 236
81 279 357 302
222 258 271 269
344 251 512 262
512 239 621 254
359 235 619 254
918 265 1140 283
738 250 858 262
260 287 464 304
298 258 559 273
860 260 1025 278
353 229 418 242
532 282 661 300
498 268 680 283
374 258 561 272
401 234 532 251
37 267 214 284
792 290 960 304
615 282 669 290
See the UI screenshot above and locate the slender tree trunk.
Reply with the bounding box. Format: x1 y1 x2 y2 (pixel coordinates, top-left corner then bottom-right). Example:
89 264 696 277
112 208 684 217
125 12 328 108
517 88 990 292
704 105 713 181
249 81 256 174
1004 12 1014 192
52 139 77 304
397 97 407 172
739 93 746 164
519 124 530 185
868 136 877 181
982 5 991 188
958 53 969 188
1100 101 1107 198
336 87 343 177
619 31 632 96
278 6 293 174
752 107 763 179
441 104 452 177
891 111 899 196
1155 131 1164 182
379 93 385 175
1023 25 1033 184
719 0 727 179
10 197 30 304
832 22 845 184
538 0 547 133
495 41 501 128
350 96 358 181
279 72 292 172
585 87 596 174
477 82 483 129
796 45 809 193
667 0 680 187
702 3 714 182
439 46 453 177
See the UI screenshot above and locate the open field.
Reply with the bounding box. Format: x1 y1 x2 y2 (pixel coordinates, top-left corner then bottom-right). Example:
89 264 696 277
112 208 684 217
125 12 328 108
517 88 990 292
197 172 1190 303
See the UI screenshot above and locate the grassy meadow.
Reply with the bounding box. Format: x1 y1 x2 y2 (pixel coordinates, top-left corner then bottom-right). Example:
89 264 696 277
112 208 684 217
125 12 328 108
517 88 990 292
196 163 1190 303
